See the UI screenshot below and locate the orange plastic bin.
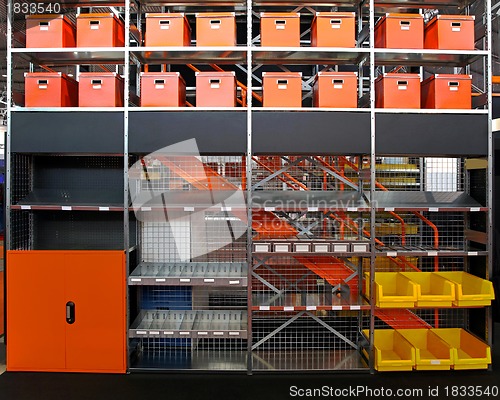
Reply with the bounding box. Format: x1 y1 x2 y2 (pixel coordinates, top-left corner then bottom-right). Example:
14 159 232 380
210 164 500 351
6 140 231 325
421 74 471 109
25 72 78 107
375 13 424 49
313 71 357 108
196 13 236 46
140 72 186 107
260 13 300 47
425 15 475 50
196 71 236 107
375 73 421 109
76 13 125 47
263 72 302 108
26 14 76 48
79 72 124 107
311 12 355 48
145 13 191 47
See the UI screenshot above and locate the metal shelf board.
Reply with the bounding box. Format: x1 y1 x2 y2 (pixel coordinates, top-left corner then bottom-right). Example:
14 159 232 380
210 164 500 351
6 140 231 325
375 247 488 257
252 293 370 311
30 0 124 6
252 190 369 211
374 49 487 67
129 310 248 339
12 48 126 66
11 205 124 212
375 108 488 115
139 0 244 5
370 191 486 212
129 262 248 286
131 47 247 65
12 107 125 112
253 47 369 65
373 0 478 8
15 189 124 209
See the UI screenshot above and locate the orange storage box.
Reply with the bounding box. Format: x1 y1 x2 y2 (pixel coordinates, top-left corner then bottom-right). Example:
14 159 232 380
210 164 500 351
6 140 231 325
311 12 355 48
424 15 475 50
196 71 236 107
263 72 302 108
196 13 236 46
79 72 124 107
25 72 78 107
26 14 76 48
140 72 186 107
375 73 421 109
421 74 471 109
260 13 300 47
375 13 423 49
145 13 191 47
76 13 125 47
313 71 357 108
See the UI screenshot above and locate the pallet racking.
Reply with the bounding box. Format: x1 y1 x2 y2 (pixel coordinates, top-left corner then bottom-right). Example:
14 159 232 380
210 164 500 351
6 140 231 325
4 0 494 373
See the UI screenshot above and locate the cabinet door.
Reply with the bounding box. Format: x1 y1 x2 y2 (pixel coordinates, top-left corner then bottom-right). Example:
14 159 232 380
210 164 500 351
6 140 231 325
7 251 66 371
64 251 126 373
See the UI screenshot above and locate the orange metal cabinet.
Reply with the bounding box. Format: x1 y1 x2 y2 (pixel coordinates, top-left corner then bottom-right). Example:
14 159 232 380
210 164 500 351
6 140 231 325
26 14 76 48
260 13 300 47
6 250 126 373
25 72 78 107
145 13 191 47
375 73 421 109
196 13 236 46
76 13 125 47
79 72 124 107
421 74 471 109
313 71 357 108
263 72 302 108
375 13 424 49
196 71 236 107
140 72 186 107
424 15 475 50
311 12 355 48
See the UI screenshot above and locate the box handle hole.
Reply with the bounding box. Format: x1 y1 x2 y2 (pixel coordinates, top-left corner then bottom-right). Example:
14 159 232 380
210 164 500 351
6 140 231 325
90 20 100 25
277 79 288 85
400 21 410 26
330 19 342 24
451 22 461 27
91 79 102 85
154 79 165 84
210 20 221 25
397 80 408 85
333 79 344 84
39 21 49 27
37 80 48 85
210 79 221 84
448 81 459 87
275 20 286 25
160 20 170 25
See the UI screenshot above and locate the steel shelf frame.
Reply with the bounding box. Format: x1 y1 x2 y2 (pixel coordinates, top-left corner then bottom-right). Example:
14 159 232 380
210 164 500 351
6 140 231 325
5 0 493 375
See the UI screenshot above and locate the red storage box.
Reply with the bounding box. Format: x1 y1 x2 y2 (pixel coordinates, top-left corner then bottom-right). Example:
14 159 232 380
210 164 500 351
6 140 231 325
26 14 76 48
375 13 424 49
260 13 300 47
25 72 78 107
421 74 471 109
145 13 191 47
196 13 236 46
79 72 124 107
311 12 355 48
140 72 186 107
375 73 421 109
196 71 236 107
76 13 125 47
263 72 302 108
313 71 357 108
424 15 475 50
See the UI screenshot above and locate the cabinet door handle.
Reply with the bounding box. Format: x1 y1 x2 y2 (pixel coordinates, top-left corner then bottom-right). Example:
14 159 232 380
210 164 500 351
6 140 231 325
66 301 75 324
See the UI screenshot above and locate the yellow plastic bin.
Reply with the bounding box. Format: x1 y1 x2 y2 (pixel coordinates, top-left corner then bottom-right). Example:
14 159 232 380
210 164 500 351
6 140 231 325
397 329 453 370
363 329 415 372
400 272 455 307
373 272 418 308
432 328 491 370
436 272 495 307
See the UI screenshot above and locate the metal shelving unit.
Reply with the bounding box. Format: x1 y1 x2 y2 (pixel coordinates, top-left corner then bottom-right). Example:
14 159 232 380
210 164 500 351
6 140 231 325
5 0 493 375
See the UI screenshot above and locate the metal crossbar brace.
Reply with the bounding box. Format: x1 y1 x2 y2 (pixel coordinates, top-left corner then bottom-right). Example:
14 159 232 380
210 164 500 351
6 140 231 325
306 312 358 349
281 156 337 191
252 156 308 189
307 157 359 190
275 211 319 237
251 311 305 350
252 271 281 294
264 271 315 305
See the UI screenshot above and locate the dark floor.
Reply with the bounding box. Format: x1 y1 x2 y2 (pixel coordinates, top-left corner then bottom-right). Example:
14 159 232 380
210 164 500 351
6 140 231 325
0 325 498 400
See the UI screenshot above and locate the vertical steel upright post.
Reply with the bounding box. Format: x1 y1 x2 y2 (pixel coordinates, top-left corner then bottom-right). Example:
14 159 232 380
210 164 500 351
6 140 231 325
246 0 253 375
368 0 376 374
5 0 12 255
124 0 131 372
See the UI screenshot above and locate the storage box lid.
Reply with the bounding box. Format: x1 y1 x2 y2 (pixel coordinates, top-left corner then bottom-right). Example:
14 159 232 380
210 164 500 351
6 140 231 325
140 72 186 84
79 72 124 81
314 12 355 19
376 13 422 26
426 14 475 28
314 71 357 84
423 74 472 84
77 13 123 24
260 12 300 18
376 73 420 82
26 14 66 20
195 71 236 77
146 13 186 18
25 72 77 83
195 12 235 18
262 72 302 78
